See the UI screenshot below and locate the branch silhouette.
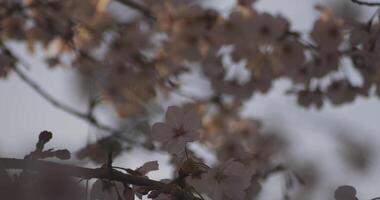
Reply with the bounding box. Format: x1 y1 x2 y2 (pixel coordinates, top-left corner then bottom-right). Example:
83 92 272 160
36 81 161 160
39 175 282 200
351 0 380 6
0 157 164 188
1 45 135 144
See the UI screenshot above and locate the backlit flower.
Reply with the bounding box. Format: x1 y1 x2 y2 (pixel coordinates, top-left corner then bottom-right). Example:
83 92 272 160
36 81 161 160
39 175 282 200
152 105 201 154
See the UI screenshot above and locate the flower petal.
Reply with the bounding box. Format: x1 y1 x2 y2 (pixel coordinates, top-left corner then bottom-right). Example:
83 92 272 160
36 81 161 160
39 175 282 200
183 131 199 142
151 122 173 143
165 106 184 128
162 137 186 154
182 106 201 133
221 176 247 200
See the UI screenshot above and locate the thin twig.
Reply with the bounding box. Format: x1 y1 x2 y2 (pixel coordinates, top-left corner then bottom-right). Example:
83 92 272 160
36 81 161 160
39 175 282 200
12 65 89 121
3 46 135 143
13 65 134 143
351 0 380 6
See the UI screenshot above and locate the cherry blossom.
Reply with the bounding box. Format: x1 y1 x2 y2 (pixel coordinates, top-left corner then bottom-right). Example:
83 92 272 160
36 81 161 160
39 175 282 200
274 39 306 69
311 16 344 52
297 88 324 109
250 13 289 45
152 105 201 154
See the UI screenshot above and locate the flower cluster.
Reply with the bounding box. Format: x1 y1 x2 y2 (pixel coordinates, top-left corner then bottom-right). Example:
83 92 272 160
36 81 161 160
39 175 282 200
1 0 379 116
147 104 276 200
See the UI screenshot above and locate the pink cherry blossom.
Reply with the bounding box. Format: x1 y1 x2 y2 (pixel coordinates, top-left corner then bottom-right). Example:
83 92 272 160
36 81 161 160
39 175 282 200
152 105 201 154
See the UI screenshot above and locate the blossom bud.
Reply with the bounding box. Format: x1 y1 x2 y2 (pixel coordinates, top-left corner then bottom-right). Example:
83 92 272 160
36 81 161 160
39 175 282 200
39 131 53 143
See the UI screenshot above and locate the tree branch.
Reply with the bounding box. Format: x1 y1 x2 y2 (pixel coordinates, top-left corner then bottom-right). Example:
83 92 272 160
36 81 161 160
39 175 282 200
12 64 132 141
12 65 90 123
0 157 165 188
0 0 153 145
17 66 137 143
351 0 380 6
1 46 135 144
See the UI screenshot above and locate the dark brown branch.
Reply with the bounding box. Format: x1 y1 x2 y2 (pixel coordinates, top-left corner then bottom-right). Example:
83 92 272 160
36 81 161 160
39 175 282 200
0 157 165 188
351 0 380 6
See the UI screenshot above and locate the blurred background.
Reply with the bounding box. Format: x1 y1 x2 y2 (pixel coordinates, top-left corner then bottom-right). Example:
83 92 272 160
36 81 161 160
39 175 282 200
1 0 380 199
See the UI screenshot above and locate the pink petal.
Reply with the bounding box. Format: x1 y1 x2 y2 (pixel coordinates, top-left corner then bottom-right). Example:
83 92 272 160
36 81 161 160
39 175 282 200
223 160 247 176
162 137 186 154
183 130 199 142
221 176 247 200
151 122 173 143
182 106 201 133
165 106 184 128
205 179 222 200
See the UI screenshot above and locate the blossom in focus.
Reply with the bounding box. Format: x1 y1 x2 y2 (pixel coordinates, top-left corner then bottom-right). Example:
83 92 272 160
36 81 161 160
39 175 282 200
151 105 201 154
